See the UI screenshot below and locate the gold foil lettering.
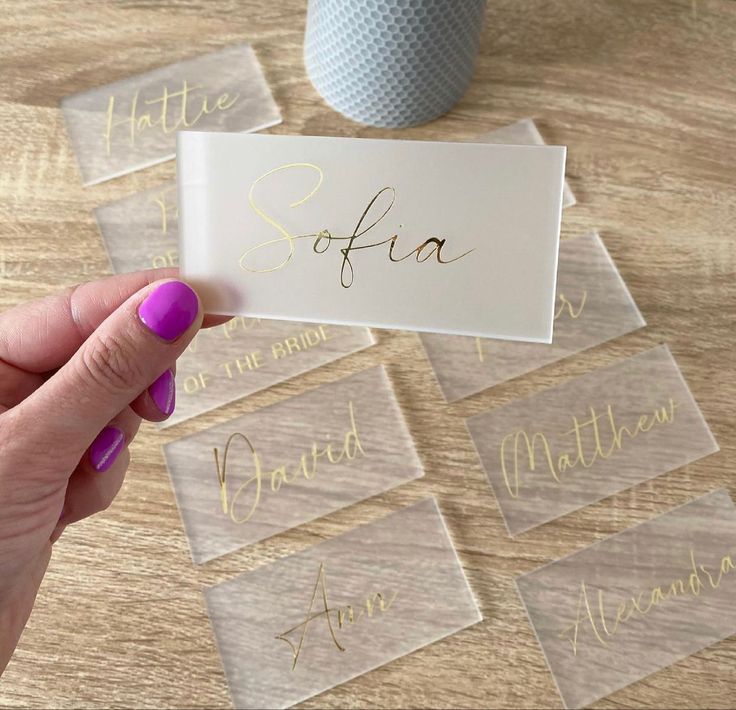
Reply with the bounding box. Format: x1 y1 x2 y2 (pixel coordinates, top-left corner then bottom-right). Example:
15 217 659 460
559 548 736 655
270 326 332 360
151 249 178 269
182 371 209 393
240 164 472 288
221 316 262 339
214 401 366 524
219 351 264 378
500 398 679 498
103 80 240 155
275 562 397 669
150 186 178 234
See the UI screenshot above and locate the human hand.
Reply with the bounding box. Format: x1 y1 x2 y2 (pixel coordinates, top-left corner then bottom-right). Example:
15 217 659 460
0 270 220 674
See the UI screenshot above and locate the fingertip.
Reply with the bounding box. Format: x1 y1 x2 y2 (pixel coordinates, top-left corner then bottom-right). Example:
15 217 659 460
138 280 201 342
63 446 132 526
89 426 126 473
148 369 176 419
202 314 233 329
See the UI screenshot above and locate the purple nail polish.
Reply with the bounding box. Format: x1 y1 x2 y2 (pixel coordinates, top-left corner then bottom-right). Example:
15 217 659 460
138 281 199 341
90 426 125 472
149 369 176 416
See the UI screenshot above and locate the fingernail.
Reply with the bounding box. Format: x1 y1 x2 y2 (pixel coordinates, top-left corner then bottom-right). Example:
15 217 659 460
149 369 176 416
138 281 199 341
90 426 125 473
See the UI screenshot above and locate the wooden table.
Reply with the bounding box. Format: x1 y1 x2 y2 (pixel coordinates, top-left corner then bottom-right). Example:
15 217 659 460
1 1 735 707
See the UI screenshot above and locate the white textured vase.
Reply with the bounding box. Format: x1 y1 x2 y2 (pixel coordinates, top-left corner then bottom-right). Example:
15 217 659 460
304 0 487 128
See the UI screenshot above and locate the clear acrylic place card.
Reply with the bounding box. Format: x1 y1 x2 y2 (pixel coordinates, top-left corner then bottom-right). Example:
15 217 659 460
517 489 736 708
95 185 374 427
178 132 566 342
421 233 645 401
62 43 281 185
96 183 181 272
474 118 576 208
164 366 423 564
205 497 481 708
466 345 718 535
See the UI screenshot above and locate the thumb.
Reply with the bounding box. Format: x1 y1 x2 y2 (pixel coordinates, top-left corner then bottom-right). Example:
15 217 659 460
12 279 202 462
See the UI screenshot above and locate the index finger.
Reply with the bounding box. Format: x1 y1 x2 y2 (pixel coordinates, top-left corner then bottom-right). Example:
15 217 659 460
0 268 229 373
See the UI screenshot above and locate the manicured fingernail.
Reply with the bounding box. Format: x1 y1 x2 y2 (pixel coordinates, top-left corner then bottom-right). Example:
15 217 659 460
90 426 125 472
149 369 176 416
138 281 199 341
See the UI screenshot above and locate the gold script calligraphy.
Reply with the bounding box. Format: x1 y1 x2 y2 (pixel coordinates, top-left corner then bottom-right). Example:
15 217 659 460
150 186 178 235
239 163 473 288
213 401 365 523
559 548 736 655
275 562 398 669
500 398 679 498
104 79 239 155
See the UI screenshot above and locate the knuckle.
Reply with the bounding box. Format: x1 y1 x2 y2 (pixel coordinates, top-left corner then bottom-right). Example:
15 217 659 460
80 331 147 396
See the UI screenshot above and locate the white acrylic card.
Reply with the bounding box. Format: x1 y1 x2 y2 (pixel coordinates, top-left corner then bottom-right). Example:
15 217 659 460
62 44 281 185
163 366 424 563
178 133 566 342
205 498 481 708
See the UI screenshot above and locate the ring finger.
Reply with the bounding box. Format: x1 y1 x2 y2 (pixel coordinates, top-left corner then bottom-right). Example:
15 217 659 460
58 406 141 527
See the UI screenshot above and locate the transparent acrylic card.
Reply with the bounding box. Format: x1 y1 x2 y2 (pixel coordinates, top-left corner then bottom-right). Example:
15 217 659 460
95 184 374 427
466 345 718 535
164 366 423 564
474 118 576 208
204 497 482 708
420 233 645 402
61 43 281 185
516 489 736 709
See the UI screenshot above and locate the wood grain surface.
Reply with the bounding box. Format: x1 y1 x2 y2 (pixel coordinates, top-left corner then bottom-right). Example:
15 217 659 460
1 1 735 707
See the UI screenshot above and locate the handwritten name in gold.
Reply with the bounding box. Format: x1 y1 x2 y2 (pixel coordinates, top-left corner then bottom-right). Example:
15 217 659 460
559 548 736 655
239 163 473 288
275 562 397 669
104 79 239 155
150 185 178 235
500 398 679 498
214 401 365 523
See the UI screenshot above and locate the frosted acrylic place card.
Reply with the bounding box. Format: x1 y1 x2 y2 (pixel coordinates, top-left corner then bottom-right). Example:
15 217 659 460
178 133 566 342
205 497 481 708
421 233 645 401
164 366 423 563
466 345 718 536
95 185 374 427
96 183 180 273
517 489 736 709
475 118 576 208
62 44 281 185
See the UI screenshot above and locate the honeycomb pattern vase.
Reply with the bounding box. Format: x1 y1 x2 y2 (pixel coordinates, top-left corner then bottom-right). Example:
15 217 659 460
304 0 486 128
